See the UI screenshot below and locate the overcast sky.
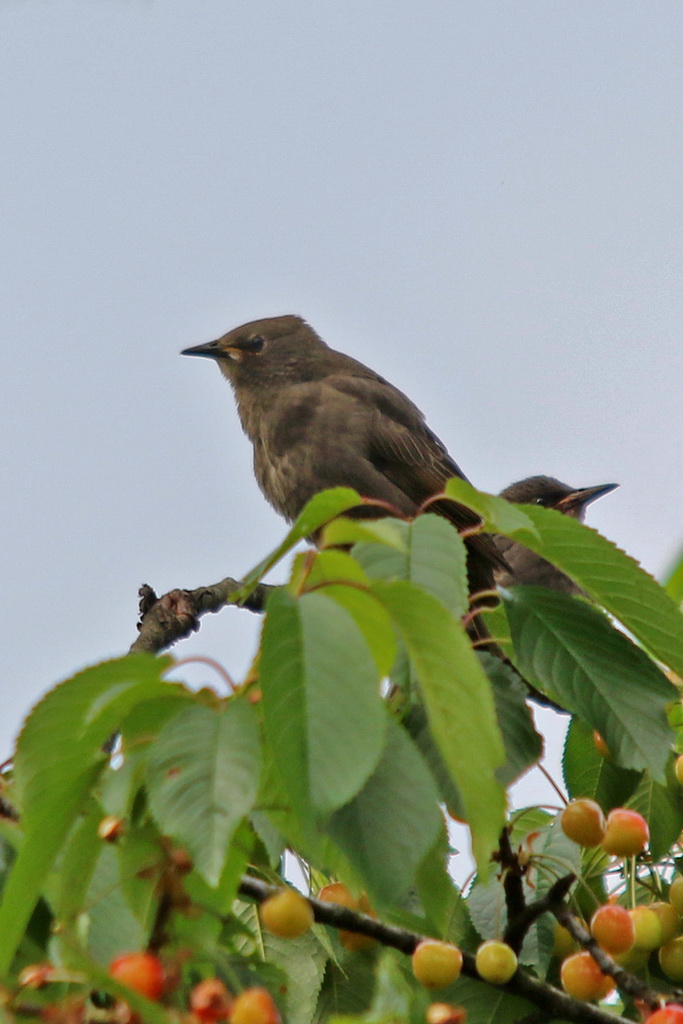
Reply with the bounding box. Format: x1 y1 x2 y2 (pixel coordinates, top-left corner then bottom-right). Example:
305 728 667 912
2 2 682 858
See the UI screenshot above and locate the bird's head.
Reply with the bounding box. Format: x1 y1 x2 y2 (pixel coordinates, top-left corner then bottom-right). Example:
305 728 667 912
181 315 330 390
501 475 618 519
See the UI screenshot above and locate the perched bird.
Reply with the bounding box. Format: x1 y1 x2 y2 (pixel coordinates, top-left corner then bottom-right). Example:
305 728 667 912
495 475 618 593
182 314 505 622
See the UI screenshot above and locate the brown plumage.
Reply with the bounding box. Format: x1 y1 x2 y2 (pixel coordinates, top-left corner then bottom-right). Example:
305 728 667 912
182 314 505 616
496 475 618 593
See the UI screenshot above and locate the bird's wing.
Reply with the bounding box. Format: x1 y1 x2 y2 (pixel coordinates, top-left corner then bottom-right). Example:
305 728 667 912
327 371 469 497
325 372 504 562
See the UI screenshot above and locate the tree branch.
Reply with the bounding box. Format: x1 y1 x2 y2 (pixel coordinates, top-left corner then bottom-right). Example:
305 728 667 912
238 875 638 1024
505 873 576 953
497 828 527 952
553 906 660 1010
129 578 274 654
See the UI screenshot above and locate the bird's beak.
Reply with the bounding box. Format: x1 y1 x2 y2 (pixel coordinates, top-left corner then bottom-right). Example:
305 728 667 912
181 339 224 360
556 482 619 513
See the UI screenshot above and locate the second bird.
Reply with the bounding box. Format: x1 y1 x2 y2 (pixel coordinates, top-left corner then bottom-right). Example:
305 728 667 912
495 475 618 593
182 314 505 602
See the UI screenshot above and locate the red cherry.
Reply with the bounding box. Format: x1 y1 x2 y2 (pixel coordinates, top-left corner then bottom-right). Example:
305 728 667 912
229 987 281 1024
97 815 125 842
412 940 463 989
425 1004 468 1024
670 877 683 915
318 882 356 909
629 906 663 951
318 882 377 951
659 937 683 981
474 940 518 984
18 963 53 989
593 731 610 757
108 952 165 1001
259 887 313 938
601 808 649 857
590 904 635 954
647 1006 683 1024
650 902 682 944
560 799 606 847
190 978 233 1022
560 951 614 1001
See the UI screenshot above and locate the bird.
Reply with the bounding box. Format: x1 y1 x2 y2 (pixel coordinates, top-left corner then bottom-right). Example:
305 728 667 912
495 475 618 593
181 314 506 633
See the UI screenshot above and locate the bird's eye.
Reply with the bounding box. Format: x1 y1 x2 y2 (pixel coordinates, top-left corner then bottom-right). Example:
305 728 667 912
241 335 265 353
534 497 547 505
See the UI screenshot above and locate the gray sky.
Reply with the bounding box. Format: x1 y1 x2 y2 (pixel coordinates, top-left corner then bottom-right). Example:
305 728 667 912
2 2 682 840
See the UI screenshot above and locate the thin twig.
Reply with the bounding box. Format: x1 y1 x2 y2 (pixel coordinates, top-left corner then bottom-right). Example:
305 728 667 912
536 762 568 805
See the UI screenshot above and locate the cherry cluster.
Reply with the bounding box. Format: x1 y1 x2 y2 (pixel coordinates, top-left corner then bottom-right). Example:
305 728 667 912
556 797 683 1021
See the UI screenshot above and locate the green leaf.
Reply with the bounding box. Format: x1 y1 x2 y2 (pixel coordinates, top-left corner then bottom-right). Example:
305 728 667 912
0 654 174 975
403 705 464 819
444 477 539 539
406 514 469 616
354 514 469 617
479 653 543 787
170 822 253 944
294 548 371 589
321 517 409 551
264 929 327 1024
627 762 683 861
563 718 640 810
0 831 16 892
46 800 103 929
119 691 196 747
405 658 542 821
14 654 174 819
466 874 509 943
371 580 506 875
502 504 683 675
322 587 397 678
504 587 677 781
663 545 683 607
523 818 581 973
256 742 355 882
414 833 463 937
480 601 513 658
315 952 377 1020
237 487 364 596
443 975 536 1024
366 951 413 1021
211 818 255 913
99 694 198 822
250 811 286 869
507 807 553 847
99 747 148 821
326 717 443 904
351 539 411 586
115 820 162 929
147 699 261 886
291 550 397 677
260 589 386 816
79 844 148 965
